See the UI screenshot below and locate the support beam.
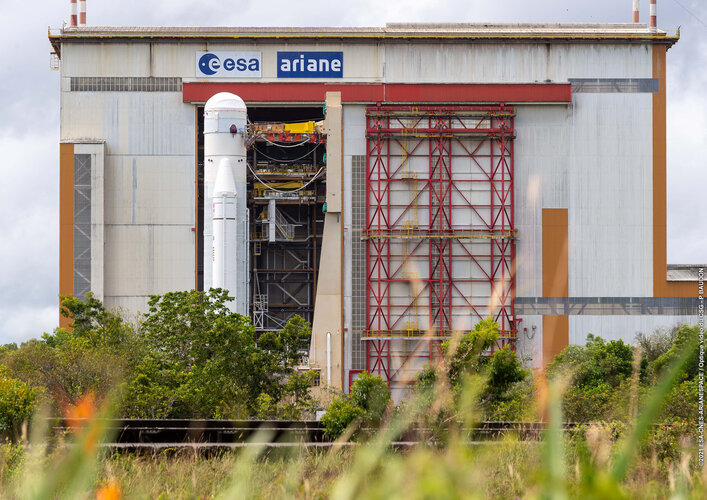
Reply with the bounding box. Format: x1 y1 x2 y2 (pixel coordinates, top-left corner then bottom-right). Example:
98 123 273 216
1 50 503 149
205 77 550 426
183 83 572 105
309 92 344 389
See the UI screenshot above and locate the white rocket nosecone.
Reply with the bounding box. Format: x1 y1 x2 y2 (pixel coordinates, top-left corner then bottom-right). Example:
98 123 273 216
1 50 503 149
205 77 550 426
212 159 237 293
203 92 249 315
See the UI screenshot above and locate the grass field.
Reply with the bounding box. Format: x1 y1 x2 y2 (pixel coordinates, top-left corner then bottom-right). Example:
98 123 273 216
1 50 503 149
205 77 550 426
1 435 704 499
0 319 702 498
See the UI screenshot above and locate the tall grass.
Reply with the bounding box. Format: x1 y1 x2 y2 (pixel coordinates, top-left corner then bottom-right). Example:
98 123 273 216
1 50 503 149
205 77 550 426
0 338 702 499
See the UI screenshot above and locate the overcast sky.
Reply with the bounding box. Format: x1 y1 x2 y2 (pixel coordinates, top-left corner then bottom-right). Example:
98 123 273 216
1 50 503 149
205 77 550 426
0 0 705 344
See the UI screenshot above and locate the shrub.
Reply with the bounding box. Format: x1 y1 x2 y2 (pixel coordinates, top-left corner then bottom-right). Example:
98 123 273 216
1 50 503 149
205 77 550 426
643 419 692 464
547 334 634 389
443 317 499 385
562 383 613 422
660 379 697 422
123 291 314 418
0 374 40 441
635 327 676 363
651 325 699 382
349 372 391 425
321 397 364 439
485 378 536 421
0 441 24 482
321 373 391 439
487 346 527 396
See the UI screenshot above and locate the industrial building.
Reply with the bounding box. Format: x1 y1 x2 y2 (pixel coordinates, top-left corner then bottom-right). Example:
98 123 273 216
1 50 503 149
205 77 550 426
50 14 700 398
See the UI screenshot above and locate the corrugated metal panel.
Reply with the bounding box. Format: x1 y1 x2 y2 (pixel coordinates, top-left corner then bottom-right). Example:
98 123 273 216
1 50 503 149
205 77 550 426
569 315 696 345
61 92 195 155
383 44 653 83
514 105 571 299
104 295 150 316
103 225 194 296
103 156 194 225
61 43 151 77
567 93 653 296
61 41 655 85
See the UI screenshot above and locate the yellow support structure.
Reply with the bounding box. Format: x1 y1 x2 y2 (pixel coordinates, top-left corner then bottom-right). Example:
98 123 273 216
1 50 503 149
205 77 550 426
284 121 315 134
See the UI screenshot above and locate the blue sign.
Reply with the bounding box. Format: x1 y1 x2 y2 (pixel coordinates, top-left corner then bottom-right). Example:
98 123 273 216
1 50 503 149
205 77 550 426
277 52 343 78
195 51 261 78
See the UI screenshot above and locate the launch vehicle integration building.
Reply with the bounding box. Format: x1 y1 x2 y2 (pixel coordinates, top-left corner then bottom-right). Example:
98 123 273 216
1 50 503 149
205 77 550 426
50 21 700 398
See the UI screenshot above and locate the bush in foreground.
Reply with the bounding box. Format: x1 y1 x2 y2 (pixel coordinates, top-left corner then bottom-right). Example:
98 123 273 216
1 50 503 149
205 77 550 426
322 372 391 439
0 372 40 442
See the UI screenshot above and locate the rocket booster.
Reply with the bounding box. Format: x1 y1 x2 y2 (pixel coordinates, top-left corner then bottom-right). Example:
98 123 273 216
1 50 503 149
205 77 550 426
212 159 237 293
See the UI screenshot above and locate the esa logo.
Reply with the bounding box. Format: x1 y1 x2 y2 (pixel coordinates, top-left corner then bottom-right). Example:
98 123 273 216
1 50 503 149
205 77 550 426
195 51 261 78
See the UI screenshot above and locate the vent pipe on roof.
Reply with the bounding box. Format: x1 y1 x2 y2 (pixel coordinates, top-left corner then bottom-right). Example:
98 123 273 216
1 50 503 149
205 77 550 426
632 0 639 23
650 0 657 29
79 0 86 25
70 0 77 26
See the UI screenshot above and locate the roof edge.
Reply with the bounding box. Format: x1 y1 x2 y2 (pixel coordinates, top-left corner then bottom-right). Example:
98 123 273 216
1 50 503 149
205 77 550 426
48 24 680 57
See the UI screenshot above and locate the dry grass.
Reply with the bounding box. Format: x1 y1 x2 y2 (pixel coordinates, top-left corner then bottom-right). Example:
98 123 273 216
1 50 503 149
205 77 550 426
0 327 702 499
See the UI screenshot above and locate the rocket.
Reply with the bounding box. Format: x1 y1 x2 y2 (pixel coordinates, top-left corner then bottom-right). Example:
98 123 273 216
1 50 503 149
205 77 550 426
212 158 237 293
203 92 249 314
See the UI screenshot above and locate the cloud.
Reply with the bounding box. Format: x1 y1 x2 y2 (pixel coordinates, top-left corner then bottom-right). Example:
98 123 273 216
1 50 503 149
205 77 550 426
0 132 59 343
0 306 58 344
666 33 707 263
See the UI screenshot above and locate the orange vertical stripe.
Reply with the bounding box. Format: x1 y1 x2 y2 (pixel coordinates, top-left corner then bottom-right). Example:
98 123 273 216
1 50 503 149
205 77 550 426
542 208 569 363
59 143 75 328
653 44 668 297
652 44 693 297
542 316 569 365
542 209 569 297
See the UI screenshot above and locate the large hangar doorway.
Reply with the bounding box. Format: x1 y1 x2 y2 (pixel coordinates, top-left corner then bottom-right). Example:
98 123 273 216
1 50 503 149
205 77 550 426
196 105 326 331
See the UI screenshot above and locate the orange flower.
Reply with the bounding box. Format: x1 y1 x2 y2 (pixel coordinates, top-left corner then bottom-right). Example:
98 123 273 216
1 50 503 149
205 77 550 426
96 481 122 500
62 392 104 452
64 392 97 432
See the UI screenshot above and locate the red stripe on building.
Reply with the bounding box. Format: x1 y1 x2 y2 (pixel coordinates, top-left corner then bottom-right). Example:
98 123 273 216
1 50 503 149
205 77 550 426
183 83 571 104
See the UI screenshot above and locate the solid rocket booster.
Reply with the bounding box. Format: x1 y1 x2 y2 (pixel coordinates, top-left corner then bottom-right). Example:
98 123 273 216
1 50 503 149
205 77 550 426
203 92 249 314
212 159 237 292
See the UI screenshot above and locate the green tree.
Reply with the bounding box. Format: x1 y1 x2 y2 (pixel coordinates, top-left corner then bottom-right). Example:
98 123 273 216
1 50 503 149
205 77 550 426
443 317 499 386
320 372 391 439
546 334 637 422
659 378 697 421
547 334 634 389
121 289 315 418
414 319 531 421
54 292 133 349
487 346 527 396
1 294 135 409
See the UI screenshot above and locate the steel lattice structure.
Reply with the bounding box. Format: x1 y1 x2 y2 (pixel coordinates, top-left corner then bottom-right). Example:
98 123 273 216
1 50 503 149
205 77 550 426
364 105 518 388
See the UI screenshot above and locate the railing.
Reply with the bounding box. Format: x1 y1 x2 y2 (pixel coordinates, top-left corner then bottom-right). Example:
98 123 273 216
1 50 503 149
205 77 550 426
361 228 517 239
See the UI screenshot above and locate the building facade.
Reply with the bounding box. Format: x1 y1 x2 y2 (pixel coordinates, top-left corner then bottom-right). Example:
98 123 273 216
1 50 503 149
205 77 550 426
50 23 699 398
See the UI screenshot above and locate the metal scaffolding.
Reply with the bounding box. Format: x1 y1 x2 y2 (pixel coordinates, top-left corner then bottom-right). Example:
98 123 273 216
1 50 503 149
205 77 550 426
248 132 325 332
364 105 518 388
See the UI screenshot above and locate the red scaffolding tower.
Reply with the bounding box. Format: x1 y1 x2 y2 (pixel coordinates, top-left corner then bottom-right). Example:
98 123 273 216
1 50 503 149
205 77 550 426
364 105 517 388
